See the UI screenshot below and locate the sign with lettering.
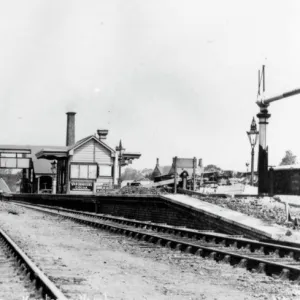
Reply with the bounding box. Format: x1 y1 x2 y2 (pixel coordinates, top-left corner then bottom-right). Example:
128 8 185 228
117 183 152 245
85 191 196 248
70 181 93 191
96 183 113 193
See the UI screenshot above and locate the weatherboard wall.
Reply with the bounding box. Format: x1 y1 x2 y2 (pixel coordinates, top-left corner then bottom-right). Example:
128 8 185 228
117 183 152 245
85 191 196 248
67 138 115 195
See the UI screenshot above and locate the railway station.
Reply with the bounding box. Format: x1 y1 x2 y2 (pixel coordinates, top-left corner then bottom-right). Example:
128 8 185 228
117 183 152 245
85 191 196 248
1 84 300 299
1 2 300 299
0 112 141 195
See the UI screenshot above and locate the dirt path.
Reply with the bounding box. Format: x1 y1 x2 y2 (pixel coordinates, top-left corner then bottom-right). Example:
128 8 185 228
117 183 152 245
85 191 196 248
0 202 299 300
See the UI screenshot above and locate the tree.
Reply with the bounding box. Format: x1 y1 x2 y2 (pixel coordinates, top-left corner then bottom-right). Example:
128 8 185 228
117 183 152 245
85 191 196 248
121 168 153 181
279 150 297 166
204 164 222 172
121 168 139 181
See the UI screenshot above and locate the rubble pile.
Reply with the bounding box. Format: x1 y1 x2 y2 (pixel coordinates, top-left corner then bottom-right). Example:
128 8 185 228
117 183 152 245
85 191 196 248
0 202 24 215
114 186 168 195
192 195 300 227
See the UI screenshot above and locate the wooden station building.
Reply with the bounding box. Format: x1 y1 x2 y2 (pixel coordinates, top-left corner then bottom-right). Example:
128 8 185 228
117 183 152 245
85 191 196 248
0 112 141 194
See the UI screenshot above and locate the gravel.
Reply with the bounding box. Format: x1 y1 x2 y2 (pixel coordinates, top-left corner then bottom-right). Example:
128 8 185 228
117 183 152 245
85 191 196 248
0 202 300 300
190 195 300 229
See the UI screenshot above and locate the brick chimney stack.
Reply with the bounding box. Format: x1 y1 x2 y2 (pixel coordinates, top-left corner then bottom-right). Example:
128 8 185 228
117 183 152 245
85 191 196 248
66 112 76 146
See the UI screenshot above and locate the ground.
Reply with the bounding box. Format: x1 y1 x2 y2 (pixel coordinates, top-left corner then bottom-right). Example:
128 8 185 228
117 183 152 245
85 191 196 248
0 202 300 300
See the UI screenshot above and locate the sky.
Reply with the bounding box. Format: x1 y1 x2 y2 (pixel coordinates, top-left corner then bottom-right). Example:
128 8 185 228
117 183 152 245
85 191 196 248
1 0 300 171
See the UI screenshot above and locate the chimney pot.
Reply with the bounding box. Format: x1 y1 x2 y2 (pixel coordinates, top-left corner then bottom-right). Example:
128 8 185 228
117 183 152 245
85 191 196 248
97 129 108 140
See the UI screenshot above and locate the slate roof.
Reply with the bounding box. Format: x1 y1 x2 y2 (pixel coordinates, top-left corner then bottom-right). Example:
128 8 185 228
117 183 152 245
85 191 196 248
72 135 115 153
152 165 172 178
30 146 67 175
0 135 139 175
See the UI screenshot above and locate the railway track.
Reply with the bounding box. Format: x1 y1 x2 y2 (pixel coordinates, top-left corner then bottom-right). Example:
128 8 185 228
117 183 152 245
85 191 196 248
14 201 300 284
0 225 67 300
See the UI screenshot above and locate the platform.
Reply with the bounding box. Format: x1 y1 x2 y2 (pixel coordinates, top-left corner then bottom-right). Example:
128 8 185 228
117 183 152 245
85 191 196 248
162 193 300 244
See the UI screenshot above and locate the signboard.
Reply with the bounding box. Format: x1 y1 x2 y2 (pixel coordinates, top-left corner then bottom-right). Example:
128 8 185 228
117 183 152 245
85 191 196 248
96 182 113 193
176 158 195 168
70 181 93 191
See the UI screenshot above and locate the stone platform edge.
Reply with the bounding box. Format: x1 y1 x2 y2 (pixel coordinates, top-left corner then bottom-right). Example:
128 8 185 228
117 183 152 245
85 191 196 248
159 194 275 240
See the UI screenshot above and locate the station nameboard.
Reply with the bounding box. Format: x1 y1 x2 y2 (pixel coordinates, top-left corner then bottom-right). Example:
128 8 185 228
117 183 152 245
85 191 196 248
70 181 93 191
176 158 195 168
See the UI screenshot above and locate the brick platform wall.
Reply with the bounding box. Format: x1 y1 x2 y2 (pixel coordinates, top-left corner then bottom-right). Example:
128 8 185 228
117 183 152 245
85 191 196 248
11 193 270 240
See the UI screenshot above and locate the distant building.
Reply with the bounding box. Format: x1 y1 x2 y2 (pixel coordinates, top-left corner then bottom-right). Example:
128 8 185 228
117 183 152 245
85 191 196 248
152 157 202 187
152 158 171 178
269 164 300 195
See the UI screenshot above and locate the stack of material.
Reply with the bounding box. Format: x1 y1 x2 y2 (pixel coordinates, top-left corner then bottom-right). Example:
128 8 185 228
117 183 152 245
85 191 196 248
191 195 300 227
114 186 168 195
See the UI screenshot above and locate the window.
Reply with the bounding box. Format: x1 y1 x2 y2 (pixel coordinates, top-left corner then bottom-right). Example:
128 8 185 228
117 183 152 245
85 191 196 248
88 165 97 178
79 165 88 179
70 164 97 179
70 164 80 178
99 165 112 177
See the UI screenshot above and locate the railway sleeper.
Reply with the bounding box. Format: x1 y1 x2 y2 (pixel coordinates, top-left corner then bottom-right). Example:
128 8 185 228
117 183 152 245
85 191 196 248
17 203 300 286
208 252 217 260
236 258 248 268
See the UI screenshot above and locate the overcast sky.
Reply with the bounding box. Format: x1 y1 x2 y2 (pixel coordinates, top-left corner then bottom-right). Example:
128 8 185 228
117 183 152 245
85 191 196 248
1 0 300 171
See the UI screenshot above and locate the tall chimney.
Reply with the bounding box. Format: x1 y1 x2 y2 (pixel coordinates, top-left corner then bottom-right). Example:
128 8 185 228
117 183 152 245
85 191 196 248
156 158 159 167
66 112 76 146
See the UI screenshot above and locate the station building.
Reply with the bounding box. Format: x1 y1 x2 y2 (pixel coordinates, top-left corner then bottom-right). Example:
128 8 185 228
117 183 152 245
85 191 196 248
0 112 141 194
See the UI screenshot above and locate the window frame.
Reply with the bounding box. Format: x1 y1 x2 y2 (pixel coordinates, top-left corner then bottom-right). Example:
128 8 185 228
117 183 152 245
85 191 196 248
70 163 98 180
98 165 113 177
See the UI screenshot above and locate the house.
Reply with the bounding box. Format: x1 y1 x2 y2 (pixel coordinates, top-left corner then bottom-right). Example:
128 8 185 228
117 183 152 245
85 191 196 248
152 157 202 186
152 158 172 182
152 158 172 178
0 144 58 193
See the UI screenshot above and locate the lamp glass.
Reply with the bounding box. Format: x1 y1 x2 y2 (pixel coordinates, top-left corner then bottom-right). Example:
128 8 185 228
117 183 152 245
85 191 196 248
247 131 258 147
51 161 57 173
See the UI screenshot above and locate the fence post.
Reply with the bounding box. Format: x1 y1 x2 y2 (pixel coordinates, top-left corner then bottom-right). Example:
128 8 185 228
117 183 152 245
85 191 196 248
174 156 177 194
268 167 274 196
193 157 197 191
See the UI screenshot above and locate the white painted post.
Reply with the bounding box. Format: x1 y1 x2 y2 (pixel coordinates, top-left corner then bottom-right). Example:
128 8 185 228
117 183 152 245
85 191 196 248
114 152 119 186
52 176 56 194
37 176 40 194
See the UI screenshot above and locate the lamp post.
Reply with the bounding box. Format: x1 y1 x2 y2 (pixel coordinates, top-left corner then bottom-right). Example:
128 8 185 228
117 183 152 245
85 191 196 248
51 160 57 194
246 162 249 173
116 140 125 188
247 118 259 186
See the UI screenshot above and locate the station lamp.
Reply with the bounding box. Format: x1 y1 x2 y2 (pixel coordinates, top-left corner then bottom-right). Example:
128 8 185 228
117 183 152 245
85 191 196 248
246 118 259 185
51 160 57 174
